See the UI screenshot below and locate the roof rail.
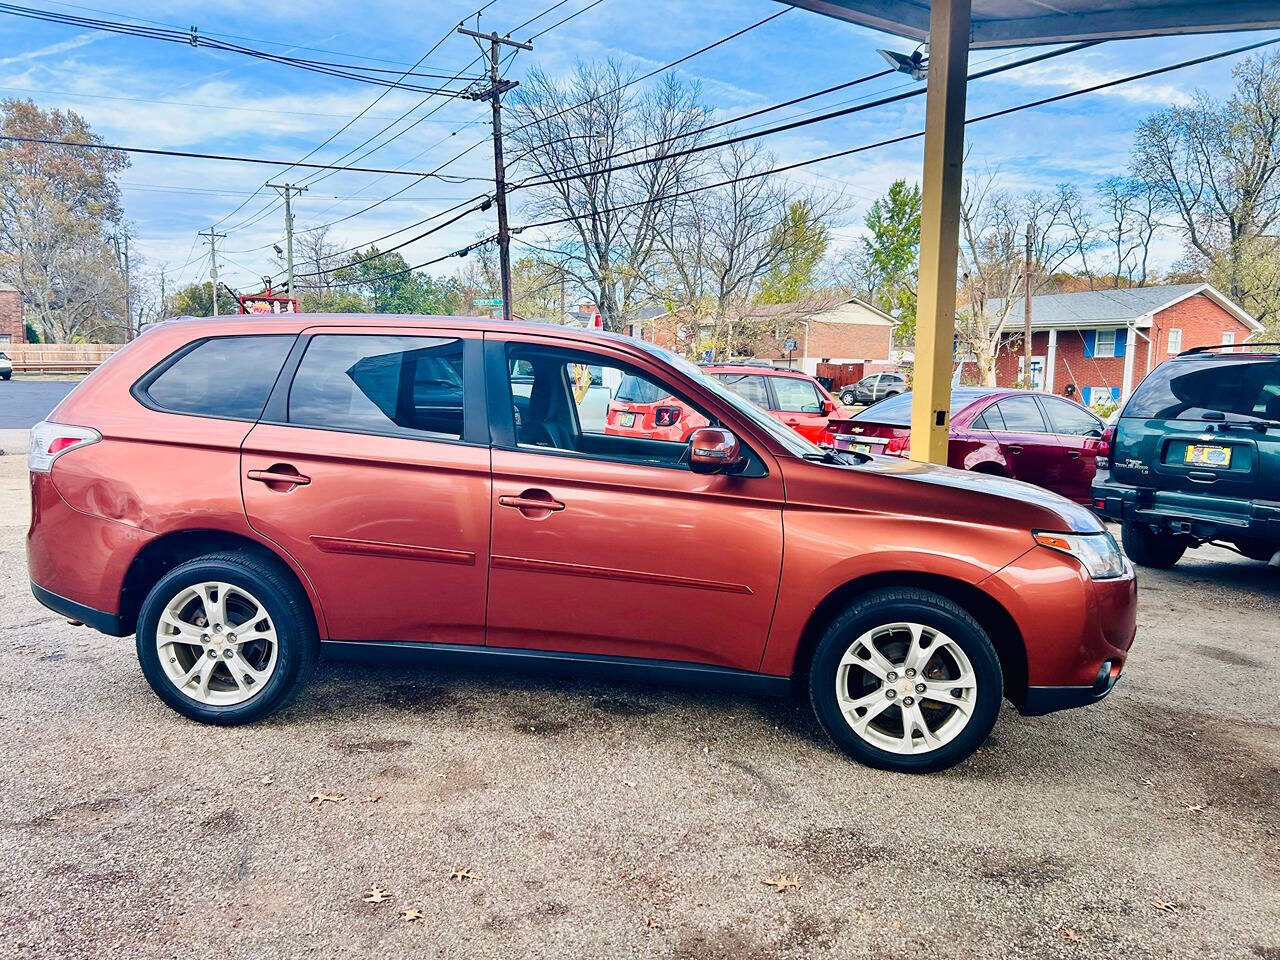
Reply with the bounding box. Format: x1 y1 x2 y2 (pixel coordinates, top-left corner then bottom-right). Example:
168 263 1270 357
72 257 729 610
1179 341 1280 357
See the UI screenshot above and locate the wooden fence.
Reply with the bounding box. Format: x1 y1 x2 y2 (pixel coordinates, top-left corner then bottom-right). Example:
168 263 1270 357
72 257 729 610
4 343 124 374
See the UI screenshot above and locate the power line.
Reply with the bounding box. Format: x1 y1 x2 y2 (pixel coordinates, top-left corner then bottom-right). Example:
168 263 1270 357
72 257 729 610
525 0 610 40
511 34 1280 235
0 134 495 178
313 235 499 288
511 40 1101 193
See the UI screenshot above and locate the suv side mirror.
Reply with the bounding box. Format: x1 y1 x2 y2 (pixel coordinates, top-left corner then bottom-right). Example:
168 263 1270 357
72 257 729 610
688 427 743 475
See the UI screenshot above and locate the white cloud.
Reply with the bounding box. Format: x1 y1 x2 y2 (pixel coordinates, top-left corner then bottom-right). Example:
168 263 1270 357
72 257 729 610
997 58 1194 106
0 32 101 67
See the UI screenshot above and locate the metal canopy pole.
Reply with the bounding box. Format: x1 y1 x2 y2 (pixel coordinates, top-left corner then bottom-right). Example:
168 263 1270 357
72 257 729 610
909 0 971 464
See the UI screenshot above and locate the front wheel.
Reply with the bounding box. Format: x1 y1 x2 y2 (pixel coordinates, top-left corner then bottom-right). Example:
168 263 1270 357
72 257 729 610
136 552 318 725
808 588 1003 773
840 390 857 406
1121 521 1186 569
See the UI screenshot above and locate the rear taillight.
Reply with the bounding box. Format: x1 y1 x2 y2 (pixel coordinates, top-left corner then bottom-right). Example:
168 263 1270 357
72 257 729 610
29 420 100 473
1099 426 1113 458
885 435 910 456
654 406 681 428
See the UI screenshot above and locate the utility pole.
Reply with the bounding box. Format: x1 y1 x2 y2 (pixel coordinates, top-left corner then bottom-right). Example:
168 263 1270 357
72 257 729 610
1023 221 1034 389
267 182 307 297
198 228 227 316
458 26 531 324
111 234 133 338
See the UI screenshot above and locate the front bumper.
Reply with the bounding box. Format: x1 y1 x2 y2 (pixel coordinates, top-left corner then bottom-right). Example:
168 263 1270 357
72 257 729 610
1023 659 1122 715
1092 474 1280 542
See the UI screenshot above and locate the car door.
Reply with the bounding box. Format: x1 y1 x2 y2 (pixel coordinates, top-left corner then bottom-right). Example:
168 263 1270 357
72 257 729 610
485 335 784 672
985 395 1068 492
241 327 491 646
768 375 830 443
1038 396 1103 504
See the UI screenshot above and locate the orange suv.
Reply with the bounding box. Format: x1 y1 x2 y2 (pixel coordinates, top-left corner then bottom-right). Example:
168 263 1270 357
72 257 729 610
27 316 1136 772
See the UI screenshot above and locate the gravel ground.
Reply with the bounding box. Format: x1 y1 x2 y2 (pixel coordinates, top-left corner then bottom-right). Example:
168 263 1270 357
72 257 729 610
0 436 1276 960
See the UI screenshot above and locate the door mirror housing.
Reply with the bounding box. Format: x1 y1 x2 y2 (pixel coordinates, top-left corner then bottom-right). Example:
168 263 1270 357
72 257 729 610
688 427 743 475
818 400 833 415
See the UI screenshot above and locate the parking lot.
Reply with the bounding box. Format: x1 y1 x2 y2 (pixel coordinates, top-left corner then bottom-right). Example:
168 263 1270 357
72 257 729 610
0 427 1277 960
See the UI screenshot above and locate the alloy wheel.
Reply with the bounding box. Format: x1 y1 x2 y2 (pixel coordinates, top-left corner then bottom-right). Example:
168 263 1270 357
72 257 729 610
155 581 279 706
834 621 978 755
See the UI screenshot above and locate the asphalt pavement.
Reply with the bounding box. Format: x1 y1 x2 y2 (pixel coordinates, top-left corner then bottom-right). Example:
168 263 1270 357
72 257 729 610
0 441 1276 959
0 378 78 429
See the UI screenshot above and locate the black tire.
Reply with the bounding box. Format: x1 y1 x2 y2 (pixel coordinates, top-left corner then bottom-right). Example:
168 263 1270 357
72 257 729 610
135 551 318 725
807 588 1003 773
1121 521 1186 569
0 373 10 381
1234 540 1278 563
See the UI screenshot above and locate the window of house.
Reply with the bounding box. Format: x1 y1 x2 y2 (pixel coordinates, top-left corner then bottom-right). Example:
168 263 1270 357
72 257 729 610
1221 332 1235 347
143 335 295 421
1167 328 1183 354
1095 329 1117 357
288 335 464 440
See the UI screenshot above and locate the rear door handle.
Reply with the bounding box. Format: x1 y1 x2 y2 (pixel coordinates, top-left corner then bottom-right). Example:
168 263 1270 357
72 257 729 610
1007 444 1023 455
247 468 311 487
1066 450 1080 459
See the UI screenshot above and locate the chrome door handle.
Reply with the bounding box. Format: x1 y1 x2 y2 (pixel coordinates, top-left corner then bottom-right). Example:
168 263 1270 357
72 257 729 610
499 492 565 513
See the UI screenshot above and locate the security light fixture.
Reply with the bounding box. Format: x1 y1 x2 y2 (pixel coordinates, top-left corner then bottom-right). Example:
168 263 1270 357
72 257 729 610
273 244 284 257
878 46 927 81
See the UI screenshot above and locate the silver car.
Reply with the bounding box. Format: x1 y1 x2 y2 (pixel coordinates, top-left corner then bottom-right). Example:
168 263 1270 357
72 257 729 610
0 351 11 381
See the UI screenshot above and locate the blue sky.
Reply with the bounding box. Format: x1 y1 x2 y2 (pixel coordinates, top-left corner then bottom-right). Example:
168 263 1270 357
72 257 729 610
0 0 1273 296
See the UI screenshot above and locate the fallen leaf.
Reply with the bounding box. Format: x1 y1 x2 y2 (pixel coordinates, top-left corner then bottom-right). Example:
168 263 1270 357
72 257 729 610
1059 927 1085 943
259 775 273 786
309 792 344 805
1183 804 1206 813
1152 900 1178 914
361 795 382 803
761 874 800 893
400 906 423 922
450 867 480 882
362 886 393 904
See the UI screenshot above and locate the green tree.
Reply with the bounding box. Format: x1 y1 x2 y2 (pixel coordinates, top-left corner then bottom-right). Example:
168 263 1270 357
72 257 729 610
861 179 921 340
335 247 463 314
168 281 239 317
757 201 830 305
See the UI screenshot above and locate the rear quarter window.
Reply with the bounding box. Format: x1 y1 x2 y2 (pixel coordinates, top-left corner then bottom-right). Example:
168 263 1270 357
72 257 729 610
140 335 295 420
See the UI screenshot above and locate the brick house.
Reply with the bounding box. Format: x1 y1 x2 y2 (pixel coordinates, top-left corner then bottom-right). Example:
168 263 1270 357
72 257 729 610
749 298 895 375
971 284 1262 407
0 286 25 345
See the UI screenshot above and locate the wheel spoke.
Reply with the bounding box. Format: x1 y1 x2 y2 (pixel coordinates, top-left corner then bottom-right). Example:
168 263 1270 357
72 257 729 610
229 650 269 685
903 624 933 673
848 697 894 734
902 704 942 750
195 657 218 697
229 597 267 631
159 611 203 643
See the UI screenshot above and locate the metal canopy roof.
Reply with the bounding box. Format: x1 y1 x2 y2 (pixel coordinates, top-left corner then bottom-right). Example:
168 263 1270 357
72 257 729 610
781 0 1280 48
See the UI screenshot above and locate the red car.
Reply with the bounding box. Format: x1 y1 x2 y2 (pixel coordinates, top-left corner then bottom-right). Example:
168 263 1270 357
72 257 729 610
604 371 709 441
27 316 1135 773
704 365 852 445
828 388 1106 505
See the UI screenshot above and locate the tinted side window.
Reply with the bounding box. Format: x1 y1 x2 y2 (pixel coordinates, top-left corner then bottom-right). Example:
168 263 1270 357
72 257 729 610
288 335 464 440
772 377 823 412
1042 397 1102 436
1126 357 1280 421
993 396 1048 432
714 373 770 408
144 335 294 420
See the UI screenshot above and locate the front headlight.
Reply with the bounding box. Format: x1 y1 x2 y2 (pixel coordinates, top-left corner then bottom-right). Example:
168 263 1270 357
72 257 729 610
1033 530 1127 579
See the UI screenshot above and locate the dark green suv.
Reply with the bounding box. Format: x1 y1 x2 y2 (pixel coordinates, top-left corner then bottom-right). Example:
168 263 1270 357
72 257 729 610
1092 344 1280 568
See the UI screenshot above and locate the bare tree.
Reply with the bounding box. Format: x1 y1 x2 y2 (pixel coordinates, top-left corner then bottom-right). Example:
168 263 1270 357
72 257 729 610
1096 176 1162 287
508 63 708 331
1131 51 1280 325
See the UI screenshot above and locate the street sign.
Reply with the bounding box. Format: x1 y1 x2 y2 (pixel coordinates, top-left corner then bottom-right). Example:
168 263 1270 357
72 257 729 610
784 337 798 352
472 297 503 307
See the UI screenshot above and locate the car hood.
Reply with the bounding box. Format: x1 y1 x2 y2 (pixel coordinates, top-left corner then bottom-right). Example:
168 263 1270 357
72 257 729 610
790 452 1104 534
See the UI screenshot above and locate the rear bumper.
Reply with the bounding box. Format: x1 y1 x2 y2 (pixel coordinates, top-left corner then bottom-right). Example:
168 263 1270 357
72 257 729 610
1023 660 1122 716
1092 475 1280 542
31 582 127 636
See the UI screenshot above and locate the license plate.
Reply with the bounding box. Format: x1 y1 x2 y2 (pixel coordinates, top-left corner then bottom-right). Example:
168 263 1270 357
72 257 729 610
618 412 635 427
852 443 872 454
1184 444 1231 467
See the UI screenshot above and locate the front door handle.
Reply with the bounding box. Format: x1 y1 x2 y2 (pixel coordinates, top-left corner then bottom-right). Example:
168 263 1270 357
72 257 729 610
1007 444 1024 455
247 467 311 488
499 489 565 517
1066 450 1081 459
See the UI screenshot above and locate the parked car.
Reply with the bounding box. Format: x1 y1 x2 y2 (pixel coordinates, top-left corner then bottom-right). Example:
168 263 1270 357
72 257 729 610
704 364 852 445
0 351 11 381
840 371 907 407
1093 343 1280 568
27 315 1135 773
827 388 1106 505
604 371 709 442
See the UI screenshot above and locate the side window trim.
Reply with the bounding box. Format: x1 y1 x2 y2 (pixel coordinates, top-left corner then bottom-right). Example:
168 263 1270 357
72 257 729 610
130 334 298 423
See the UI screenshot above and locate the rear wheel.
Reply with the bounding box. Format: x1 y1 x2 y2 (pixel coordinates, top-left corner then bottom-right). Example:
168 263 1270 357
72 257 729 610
1234 540 1278 563
808 588 1002 773
136 552 317 724
1121 521 1186 569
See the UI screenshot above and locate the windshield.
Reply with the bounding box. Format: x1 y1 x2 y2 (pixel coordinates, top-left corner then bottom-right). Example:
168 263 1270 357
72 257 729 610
852 390 987 427
640 344 824 458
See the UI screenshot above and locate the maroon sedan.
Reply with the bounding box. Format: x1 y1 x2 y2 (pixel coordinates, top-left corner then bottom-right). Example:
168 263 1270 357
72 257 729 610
829 388 1106 505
